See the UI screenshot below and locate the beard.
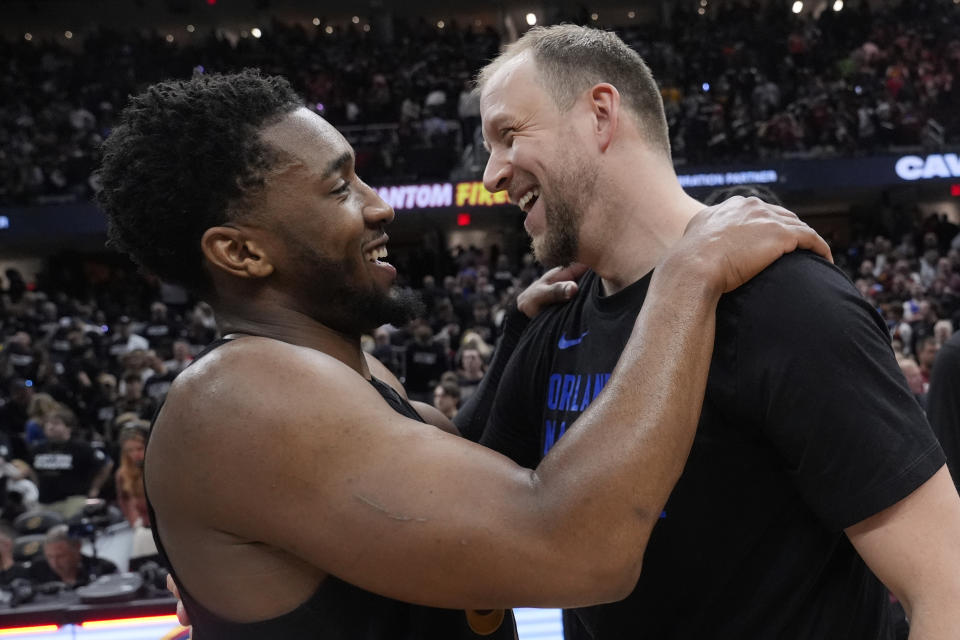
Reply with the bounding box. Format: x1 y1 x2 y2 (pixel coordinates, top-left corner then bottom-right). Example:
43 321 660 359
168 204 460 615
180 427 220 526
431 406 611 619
287 239 424 336
531 146 597 268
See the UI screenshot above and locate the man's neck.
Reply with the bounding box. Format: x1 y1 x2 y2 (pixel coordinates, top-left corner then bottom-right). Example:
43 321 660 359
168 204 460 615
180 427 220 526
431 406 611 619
214 301 370 377
583 194 704 295
579 158 705 295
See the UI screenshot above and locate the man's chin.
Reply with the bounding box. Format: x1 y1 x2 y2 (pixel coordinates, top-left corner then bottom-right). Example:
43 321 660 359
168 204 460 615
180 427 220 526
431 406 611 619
531 235 574 269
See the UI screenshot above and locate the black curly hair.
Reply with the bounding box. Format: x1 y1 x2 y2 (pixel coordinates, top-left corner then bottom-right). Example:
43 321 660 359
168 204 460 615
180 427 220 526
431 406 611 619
97 69 303 293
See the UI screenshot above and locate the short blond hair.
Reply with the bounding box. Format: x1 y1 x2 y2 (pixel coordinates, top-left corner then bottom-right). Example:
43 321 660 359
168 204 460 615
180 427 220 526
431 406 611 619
477 25 670 158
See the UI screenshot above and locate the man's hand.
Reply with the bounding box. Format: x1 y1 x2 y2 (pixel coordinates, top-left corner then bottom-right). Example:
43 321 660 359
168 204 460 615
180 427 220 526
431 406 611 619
667 196 832 295
517 263 588 319
167 574 191 627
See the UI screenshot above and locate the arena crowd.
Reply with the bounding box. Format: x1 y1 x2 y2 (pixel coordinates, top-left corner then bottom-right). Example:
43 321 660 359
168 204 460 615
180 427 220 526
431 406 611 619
1 0 958 204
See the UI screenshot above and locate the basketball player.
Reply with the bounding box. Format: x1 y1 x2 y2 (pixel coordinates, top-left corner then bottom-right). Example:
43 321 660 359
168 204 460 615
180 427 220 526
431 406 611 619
97 70 827 638
474 25 960 638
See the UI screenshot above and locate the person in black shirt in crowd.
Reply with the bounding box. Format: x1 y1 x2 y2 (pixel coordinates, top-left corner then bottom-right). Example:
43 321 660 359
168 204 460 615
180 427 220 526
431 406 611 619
475 24 960 639
403 323 449 402
112 372 158 427
927 329 960 495
30 407 112 519
25 524 117 589
142 302 183 361
0 378 32 444
96 69 825 638
455 345 486 403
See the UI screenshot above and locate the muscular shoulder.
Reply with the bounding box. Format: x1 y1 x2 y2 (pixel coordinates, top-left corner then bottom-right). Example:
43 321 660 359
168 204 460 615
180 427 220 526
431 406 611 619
152 339 369 483
166 337 351 413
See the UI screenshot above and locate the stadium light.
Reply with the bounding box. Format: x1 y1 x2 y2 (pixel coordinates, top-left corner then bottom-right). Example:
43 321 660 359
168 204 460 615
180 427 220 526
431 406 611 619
351 16 360 24
833 0 843 10
697 7 705 15
437 20 445 29
24 33 32 41
64 30 73 39
165 34 174 42
324 25 333 34
590 12 599 21
700 0 708 6
792 1 803 13
251 27 262 38
627 10 636 18
362 24 370 32
526 13 537 26
312 17 320 26
186 24 195 32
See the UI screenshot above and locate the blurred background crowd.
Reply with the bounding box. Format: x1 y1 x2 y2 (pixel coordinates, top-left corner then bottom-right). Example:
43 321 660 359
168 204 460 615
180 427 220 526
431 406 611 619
1 0 958 204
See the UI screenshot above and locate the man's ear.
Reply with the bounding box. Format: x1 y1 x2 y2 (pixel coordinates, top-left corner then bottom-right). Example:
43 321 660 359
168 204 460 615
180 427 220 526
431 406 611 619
589 83 621 153
200 225 275 280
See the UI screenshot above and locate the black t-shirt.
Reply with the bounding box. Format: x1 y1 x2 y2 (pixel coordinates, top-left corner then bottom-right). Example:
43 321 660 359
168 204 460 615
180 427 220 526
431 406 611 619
927 331 960 494
482 252 944 639
30 440 107 503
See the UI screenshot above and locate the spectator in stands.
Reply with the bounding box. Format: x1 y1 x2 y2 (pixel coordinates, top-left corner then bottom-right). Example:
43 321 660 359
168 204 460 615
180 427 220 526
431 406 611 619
185 302 218 345
0 378 32 445
0 523 20 585
142 302 180 360
916 336 940 387
898 357 927 410
106 316 148 359
491 255 515 294
403 323 448 402
113 372 158 425
142 353 177 403
163 340 194 376
25 392 59 448
4 333 42 382
29 407 112 519
455 345 486 402
432 381 461 421
928 330 960 495
114 422 150 527
1 458 39 521
26 524 117 588
934 319 954 347
370 327 397 374
468 299 497 343
87 373 119 437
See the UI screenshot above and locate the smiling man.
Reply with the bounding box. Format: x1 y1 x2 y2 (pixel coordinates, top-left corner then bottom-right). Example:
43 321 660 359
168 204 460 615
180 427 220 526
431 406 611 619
475 25 960 639
97 69 828 639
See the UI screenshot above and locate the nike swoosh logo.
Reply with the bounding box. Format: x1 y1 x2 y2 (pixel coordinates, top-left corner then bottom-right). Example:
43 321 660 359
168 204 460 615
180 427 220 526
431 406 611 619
558 331 589 350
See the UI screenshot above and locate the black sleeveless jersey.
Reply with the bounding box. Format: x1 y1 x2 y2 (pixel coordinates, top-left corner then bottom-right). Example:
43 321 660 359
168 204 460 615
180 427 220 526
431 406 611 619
146 338 516 639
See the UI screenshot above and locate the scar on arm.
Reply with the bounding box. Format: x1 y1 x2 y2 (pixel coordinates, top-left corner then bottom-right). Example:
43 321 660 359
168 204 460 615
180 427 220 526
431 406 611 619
355 494 429 523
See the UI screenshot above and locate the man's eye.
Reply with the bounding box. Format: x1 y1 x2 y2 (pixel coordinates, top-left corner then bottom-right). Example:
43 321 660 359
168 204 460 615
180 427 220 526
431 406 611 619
332 182 350 195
